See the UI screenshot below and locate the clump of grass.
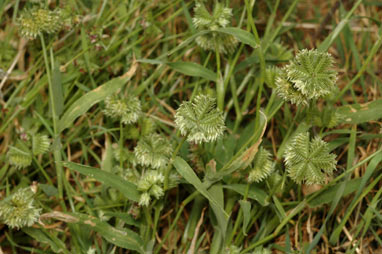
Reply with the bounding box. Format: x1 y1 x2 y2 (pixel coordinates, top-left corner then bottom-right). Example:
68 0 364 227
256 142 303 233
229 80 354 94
0 0 381 253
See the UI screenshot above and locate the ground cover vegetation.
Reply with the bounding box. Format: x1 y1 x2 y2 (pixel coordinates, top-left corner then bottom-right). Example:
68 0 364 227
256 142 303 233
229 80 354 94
0 0 382 253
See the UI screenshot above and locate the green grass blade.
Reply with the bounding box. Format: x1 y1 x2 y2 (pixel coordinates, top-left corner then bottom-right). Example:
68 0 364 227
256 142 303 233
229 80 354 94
223 184 269 206
238 200 251 236
167 61 217 81
51 66 64 117
63 161 140 202
41 212 144 253
173 156 229 219
307 178 362 208
58 77 126 133
167 30 210 56
337 99 382 124
216 27 259 49
23 228 68 254
329 150 382 244
209 184 228 240
317 0 363 52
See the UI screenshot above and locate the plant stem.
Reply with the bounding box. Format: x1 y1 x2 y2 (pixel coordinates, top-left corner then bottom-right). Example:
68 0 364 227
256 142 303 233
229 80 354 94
119 121 124 168
40 34 64 201
215 37 224 111
164 135 186 190
154 191 199 254
227 183 250 245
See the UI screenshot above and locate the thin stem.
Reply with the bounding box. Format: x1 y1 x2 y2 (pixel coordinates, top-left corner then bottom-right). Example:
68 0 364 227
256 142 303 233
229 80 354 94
227 183 250 245
215 37 224 111
164 136 186 190
119 121 124 168
244 0 266 130
154 191 199 254
143 206 153 242
40 34 64 201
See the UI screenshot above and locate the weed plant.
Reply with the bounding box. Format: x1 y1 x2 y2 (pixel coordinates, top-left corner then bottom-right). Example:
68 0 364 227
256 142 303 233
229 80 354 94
1 0 382 253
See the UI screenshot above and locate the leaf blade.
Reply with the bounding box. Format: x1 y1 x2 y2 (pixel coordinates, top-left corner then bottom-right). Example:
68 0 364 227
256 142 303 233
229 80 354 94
173 156 229 218
58 77 126 133
63 161 140 202
217 27 259 49
167 61 217 81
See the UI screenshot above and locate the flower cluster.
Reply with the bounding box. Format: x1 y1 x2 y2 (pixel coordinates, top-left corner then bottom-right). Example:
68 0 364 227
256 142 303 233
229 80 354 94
276 49 337 105
137 170 164 206
18 8 64 39
134 133 173 169
175 95 225 144
8 133 50 169
103 94 142 124
247 147 274 183
0 187 41 229
192 2 238 54
284 132 337 185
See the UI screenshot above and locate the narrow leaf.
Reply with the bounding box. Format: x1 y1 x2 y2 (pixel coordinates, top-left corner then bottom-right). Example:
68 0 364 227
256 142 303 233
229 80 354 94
223 184 269 206
167 61 217 81
58 76 130 133
63 162 140 202
167 30 210 56
23 228 67 254
337 99 382 124
41 212 144 253
51 66 64 117
239 200 251 236
307 178 362 208
173 156 229 218
217 27 259 49
209 184 228 240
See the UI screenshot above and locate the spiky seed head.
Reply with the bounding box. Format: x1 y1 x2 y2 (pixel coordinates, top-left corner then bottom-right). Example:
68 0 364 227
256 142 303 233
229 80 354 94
286 49 337 99
284 132 337 185
18 8 64 39
267 172 284 195
134 133 173 169
140 118 156 136
7 146 32 169
247 147 274 183
103 95 141 124
137 170 165 206
276 49 338 105
138 170 164 189
149 184 164 199
275 69 309 106
0 187 41 229
32 134 50 155
168 172 181 189
139 192 151 207
175 95 225 144
192 3 238 54
112 143 136 163
264 66 281 88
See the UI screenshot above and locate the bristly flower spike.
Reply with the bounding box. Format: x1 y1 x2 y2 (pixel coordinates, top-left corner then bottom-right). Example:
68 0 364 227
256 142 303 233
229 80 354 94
103 94 142 124
0 187 41 229
276 49 338 105
192 2 238 54
7 133 50 169
134 133 173 169
175 94 225 144
32 134 50 155
247 147 274 183
284 132 337 185
18 8 65 39
137 170 165 206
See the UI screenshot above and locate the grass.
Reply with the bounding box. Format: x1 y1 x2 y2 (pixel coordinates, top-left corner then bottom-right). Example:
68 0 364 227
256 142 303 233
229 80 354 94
1 0 382 253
